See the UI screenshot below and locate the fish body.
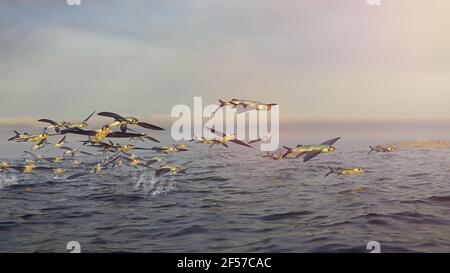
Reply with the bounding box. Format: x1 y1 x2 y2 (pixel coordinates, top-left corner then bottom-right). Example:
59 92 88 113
283 145 336 158
72 160 82 166
191 136 217 145
93 127 111 143
32 139 48 150
206 128 253 149
152 145 188 153
291 145 335 154
325 167 366 177
369 145 397 154
119 144 134 153
282 137 341 162
28 133 48 143
215 99 277 113
10 132 48 143
156 165 181 177
263 152 284 160
130 158 142 167
38 111 95 132
23 163 35 173
174 144 188 149
54 168 65 175
55 136 67 148
62 121 88 129
45 122 64 131
229 99 277 111
0 162 12 172
94 163 102 174
97 112 164 133
54 156 63 163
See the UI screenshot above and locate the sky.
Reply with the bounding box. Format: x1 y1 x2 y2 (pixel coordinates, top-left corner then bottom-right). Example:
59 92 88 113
1 0 450 122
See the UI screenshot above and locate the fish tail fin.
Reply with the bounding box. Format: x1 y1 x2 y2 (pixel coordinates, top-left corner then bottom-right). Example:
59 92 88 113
368 146 375 154
325 167 334 177
214 100 226 114
8 131 20 141
267 103 277 110
282 146 292 158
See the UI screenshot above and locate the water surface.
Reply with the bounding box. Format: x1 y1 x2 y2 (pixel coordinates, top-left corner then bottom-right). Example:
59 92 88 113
1 145 449 253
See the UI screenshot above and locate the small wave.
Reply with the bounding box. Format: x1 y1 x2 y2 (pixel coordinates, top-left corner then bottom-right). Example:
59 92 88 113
191 176 229 182
425 195 450 203
0 220 20 231
352 211 449 226
407 173 430 178
82 193 144 203
338 187 368 194
170 225 208 237
258 210 312 221
375 177 393 181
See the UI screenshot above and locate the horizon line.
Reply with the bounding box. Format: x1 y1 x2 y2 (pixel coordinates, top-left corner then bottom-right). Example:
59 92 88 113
1 115 450 127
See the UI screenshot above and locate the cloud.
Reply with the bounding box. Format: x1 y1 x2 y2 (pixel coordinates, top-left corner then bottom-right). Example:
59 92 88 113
1 0 450 119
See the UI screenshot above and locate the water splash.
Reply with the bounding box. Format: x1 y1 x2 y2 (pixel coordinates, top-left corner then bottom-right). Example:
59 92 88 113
132 172 176 197
0 174 19 190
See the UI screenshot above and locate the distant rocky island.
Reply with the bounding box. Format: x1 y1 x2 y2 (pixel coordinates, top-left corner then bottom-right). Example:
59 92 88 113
386 140 450 149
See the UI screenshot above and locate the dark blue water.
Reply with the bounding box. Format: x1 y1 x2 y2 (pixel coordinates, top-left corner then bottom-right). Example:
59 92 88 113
1 145 450 253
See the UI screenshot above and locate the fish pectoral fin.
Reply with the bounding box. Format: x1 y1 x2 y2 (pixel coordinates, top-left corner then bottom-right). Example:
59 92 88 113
181 160 193 166
38 119 59 126
67 173 89 180
107 132 145 138
321 137 341 146
179 168 189 174
230 139 252 148
61 128 96 136
206 127 226 137
97 112 127 122
10 166 25 172
137 122 164 131
325 167 334 177
83 111 96 123
144 136 160 143
303 151 322 162
248 139 262 144
155 168 170 177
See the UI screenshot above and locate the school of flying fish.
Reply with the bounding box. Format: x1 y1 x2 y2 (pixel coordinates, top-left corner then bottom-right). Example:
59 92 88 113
1 99 398 181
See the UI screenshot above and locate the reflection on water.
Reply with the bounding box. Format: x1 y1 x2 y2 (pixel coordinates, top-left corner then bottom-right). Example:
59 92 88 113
0 145 449 253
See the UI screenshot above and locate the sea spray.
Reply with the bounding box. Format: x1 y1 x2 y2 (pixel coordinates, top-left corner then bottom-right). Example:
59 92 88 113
133 172 176 197
0 174 19 190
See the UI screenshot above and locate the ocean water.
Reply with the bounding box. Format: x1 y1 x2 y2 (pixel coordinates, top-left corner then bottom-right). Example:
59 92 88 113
1 144 450 253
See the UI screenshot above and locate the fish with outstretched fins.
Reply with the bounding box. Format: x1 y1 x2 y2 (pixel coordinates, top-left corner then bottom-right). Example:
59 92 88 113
214 98 277 113
38 111 96 133
282 137 341 162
